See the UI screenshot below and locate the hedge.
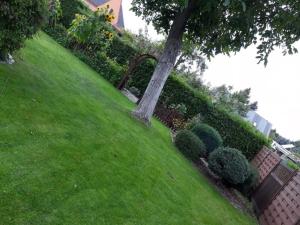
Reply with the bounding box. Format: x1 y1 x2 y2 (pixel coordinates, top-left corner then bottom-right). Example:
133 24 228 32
43 25 124 86
129 64 270 159
106 36 137 65
60 0 90 28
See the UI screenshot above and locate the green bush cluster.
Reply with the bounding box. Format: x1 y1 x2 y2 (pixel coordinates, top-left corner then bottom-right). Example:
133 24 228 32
191 123 223 155
43 24 69 47
0 0 47 60
236 165 259 198
161 76 271 160
208 147 250 185
175 130 206 161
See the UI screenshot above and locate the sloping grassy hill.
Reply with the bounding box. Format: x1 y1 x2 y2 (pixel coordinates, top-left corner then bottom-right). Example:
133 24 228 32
0 33 256 225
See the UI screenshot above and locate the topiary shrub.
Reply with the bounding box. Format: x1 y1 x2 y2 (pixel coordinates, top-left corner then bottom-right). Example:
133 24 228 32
0 0 47 61
236 165 259 198
191 123 223 155
208 147 250 185
175 130 206 161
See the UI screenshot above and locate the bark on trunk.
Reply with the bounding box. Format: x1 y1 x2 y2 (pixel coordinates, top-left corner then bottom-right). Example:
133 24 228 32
132 0 196 124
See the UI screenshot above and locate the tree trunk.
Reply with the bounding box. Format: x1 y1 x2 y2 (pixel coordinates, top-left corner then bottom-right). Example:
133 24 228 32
132 0 196 124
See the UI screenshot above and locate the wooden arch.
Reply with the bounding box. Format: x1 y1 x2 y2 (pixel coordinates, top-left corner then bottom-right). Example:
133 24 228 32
117 53 158 90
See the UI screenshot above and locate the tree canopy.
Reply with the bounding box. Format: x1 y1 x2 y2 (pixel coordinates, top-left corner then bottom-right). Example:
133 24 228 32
131 0 300 123
210 85 257 117
132 0 300 65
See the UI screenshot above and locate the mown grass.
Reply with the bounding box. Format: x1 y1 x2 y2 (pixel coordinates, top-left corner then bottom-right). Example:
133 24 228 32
0 32 257 225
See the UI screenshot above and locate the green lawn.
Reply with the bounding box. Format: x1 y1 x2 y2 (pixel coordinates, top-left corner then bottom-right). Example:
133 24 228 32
0 32 257 225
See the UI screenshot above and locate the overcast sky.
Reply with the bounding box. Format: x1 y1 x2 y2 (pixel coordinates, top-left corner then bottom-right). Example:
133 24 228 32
122 1 300 141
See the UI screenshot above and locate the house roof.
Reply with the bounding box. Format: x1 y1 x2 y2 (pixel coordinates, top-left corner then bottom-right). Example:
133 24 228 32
85 0 124 29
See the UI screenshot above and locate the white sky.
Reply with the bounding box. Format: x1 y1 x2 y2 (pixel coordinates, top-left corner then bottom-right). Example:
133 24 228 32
122 1 300 141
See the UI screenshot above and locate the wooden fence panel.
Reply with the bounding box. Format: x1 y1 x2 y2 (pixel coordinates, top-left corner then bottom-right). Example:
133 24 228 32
251 147 281 184
252 147 271 168
253 163 295 214
259 172 300 225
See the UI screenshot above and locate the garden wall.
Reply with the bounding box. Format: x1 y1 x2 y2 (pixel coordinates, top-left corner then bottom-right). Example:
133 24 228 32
252 147 281 184
252 148 300 225
259 172 300 225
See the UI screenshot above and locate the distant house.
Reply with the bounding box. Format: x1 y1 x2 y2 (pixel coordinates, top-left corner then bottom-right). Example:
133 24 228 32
246 111 272 137
84 0 124 29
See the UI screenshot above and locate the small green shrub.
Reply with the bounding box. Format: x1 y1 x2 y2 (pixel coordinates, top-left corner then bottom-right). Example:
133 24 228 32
286 160 300 171
175 130 206 161
208 147 250 185
236 165 259 197
191 123 223 155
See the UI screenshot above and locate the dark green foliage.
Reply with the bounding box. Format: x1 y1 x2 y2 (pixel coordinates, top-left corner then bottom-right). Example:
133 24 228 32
44 27 124 86
236 165 259 198
208 147 250 185
60 0 89 27
202 108 270 160
43 24 68 46
175 130 206 161
128 59 156 95
191 123 223 155
132 0 300 65
73 50 124 86
106 37 137 65
0 0 47 59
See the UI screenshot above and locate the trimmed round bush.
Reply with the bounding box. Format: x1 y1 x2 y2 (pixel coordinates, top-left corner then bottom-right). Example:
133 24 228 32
191 123 223 155
175 130 206 161
208 147 250 185
236 165 259 198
